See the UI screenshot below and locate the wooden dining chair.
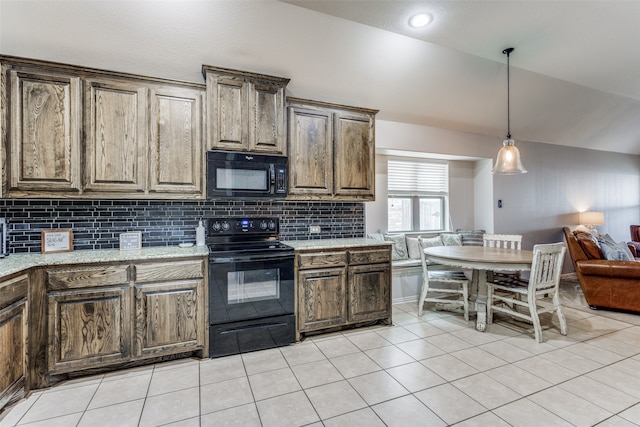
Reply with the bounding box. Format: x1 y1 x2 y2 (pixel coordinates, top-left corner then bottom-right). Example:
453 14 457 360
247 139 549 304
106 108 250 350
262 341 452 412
483 233 522 250
483 233 523 283
486 242 567 342
417 237 470 320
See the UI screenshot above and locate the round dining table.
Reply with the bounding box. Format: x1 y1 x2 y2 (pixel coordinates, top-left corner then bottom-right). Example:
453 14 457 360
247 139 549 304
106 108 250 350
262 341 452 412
423 245 534 331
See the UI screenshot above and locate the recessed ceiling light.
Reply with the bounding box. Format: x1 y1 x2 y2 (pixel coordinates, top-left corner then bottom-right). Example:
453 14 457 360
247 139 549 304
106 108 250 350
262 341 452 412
408 13 433 28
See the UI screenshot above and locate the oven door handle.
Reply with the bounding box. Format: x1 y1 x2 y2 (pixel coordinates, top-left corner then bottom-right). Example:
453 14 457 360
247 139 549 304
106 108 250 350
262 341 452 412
210 252 294 263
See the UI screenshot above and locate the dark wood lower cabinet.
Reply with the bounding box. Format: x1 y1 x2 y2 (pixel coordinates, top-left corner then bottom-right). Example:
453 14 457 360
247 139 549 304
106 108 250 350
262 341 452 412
296 245 391 339
42 258 206 380
47 286 132 373
298 267 347 332
134 279 204 358
0 254 207 416
45 265 131 374
348 263 391 323
0 274 29 413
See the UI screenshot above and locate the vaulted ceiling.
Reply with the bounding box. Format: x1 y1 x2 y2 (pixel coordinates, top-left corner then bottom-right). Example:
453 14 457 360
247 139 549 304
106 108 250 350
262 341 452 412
2 0 639 155
281 0 640 155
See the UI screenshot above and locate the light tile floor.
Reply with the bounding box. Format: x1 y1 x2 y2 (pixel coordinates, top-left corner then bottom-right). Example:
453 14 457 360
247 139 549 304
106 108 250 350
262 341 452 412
2 287 640 426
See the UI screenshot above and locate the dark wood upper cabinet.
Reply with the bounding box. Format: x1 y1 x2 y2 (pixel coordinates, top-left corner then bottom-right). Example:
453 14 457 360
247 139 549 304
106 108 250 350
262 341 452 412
203 65 290 154
287 97 377 201
1 56 206 199
6 67 81 195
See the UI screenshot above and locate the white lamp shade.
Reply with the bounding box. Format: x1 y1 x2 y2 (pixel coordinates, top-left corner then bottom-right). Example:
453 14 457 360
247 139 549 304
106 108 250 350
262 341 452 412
579 211 605 226
491 138 527 175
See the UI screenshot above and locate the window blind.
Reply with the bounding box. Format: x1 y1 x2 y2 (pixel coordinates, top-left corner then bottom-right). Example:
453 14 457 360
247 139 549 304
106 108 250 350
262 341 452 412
387 160 449 195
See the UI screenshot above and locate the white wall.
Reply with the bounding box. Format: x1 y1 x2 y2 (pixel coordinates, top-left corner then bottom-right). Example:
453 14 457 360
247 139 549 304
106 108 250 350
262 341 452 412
474 159 494 232
449 160 476 231
365 157 389 234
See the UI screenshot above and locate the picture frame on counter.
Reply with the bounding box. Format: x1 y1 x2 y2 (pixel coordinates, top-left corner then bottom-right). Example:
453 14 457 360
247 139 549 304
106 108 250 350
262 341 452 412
119 232 142 250
42 229 73 254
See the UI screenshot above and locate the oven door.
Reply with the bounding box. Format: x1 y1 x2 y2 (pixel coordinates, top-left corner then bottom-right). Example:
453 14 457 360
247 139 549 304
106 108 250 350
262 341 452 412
209 252 294 324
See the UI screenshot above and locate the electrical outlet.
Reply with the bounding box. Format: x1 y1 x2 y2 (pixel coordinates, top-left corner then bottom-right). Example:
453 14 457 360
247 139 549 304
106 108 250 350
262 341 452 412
309 225 321 233
498 199 503 208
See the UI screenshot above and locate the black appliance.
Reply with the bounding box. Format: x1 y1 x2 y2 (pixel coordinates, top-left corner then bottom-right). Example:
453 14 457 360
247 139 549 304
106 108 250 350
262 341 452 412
206 150 287 199
0 218 6 257
208 217 295 358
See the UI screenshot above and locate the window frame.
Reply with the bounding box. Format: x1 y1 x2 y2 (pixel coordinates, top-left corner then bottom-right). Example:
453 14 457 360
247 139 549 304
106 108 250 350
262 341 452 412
387 158 450 233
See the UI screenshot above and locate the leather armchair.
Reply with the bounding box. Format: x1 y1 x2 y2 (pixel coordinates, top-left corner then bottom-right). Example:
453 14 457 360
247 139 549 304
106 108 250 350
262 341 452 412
563 227 640 312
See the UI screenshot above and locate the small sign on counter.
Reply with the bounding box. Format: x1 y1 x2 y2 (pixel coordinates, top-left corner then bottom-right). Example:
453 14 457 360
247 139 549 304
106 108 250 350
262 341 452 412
119 232 142 250
42 229 73 254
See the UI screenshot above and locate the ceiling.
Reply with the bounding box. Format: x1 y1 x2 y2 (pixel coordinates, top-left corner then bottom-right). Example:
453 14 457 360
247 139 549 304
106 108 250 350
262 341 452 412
2 0 640 156
282 1 640 155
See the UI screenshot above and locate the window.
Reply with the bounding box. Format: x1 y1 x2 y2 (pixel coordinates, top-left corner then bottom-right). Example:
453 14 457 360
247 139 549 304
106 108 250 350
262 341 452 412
387 159 449 232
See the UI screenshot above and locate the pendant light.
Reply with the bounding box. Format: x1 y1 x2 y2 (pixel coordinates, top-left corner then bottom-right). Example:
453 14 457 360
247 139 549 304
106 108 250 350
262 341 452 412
491 47 527 175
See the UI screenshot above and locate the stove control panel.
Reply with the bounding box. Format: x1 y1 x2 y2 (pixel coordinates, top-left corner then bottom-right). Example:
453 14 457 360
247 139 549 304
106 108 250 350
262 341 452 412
208 217 279 235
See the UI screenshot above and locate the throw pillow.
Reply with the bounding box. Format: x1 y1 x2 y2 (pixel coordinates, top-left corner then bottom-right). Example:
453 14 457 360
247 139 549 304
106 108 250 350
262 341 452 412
597 233 617 246
600 242 634 261
367 232 385 242
457 229 485 246
419 235 443 248
384 234 409 260
574 231 603 260
597 234 634 261
441 233 462 246
406 236 422 259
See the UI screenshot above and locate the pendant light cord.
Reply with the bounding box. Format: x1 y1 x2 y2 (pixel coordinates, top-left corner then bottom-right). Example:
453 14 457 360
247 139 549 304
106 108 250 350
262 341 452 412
503 47 514 139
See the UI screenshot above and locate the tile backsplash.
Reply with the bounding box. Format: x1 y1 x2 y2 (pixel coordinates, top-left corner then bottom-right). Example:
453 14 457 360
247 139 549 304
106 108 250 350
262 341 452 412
0 199 365 253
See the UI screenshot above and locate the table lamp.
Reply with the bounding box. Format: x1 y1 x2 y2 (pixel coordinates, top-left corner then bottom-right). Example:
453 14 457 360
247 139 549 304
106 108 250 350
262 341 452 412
579 211 605 236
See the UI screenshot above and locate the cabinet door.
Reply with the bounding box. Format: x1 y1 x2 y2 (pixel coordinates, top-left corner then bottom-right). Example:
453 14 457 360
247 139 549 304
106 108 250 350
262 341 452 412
47 286 131 373
134 280 203 358
249 80 286 154
298 267 346 332
84 78 147 193
334 110 375 199
348 263 391 323
149 85 203 196
8 69 81 193
206 73 247 151
0 275 28 411
287 106 333 196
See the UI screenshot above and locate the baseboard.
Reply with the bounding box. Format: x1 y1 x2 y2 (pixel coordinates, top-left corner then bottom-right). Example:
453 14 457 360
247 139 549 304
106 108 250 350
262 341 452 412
392 295 418 305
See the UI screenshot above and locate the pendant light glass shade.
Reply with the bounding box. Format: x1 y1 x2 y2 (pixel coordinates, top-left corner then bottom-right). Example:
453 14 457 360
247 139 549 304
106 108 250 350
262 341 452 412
492 137 527 174
491 47 527 175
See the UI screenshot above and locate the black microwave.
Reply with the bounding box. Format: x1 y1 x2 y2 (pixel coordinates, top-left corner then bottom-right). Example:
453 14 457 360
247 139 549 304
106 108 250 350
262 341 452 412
206 150 287 199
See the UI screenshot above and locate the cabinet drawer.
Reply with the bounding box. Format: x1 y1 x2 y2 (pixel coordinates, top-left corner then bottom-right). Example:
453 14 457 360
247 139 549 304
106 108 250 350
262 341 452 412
298 251 346 269
0 274 29 308
134 260 204 283
348 249 391 265
47 266 129 290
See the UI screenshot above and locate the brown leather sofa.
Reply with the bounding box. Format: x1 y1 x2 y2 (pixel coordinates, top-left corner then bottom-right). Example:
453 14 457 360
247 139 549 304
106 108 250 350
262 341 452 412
563 227 640 312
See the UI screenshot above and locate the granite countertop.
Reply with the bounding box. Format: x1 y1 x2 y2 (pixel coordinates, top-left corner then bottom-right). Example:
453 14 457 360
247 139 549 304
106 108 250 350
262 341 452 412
283 238 392 251
0 245 209 278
